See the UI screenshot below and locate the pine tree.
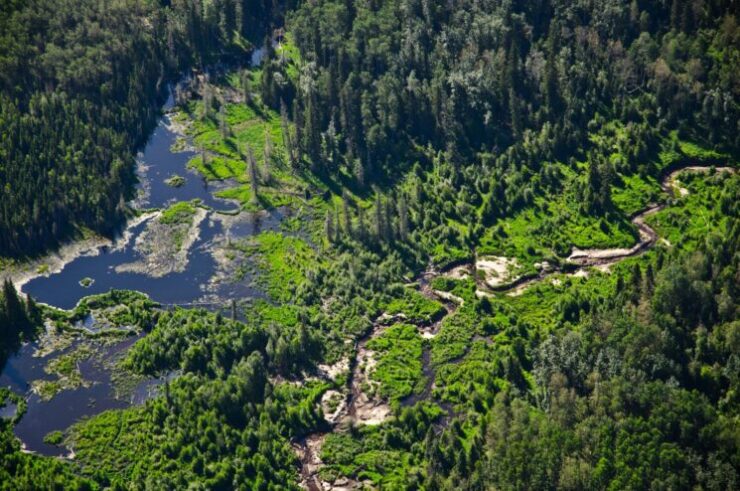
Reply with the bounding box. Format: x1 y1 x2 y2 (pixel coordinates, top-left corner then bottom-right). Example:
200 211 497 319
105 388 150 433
334 208 341 243
357 206 367 243
342 192 352 237
293 101 305 161
219 104 229 139
280 100 297 171
374 195 384 241
201 146 209 170
385 196 396 242
246 145 259 204
399 193 409 241
2 279 28 334
324 210 335 244
241 70 252 105
304 88 322 170
262 130 273 185
264 129 273 166
202 81 212 120
25 296 42 330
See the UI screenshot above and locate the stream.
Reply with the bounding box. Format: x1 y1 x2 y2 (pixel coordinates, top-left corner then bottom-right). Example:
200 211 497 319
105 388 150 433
292 164 735 488
478 165 736 294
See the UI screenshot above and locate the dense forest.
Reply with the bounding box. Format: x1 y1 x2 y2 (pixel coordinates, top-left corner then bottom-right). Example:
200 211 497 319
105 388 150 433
283 0 738 181
1 0 738 490
0 0 284 256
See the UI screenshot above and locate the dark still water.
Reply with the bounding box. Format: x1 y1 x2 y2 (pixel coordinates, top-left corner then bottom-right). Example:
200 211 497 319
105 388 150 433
21 99 284 310
5 87 286 457
134 113 240 213
23 217 221 310
0 336 172 457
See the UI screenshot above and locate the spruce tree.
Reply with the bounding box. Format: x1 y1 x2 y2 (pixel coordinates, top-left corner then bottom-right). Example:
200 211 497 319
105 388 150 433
246 145 259 205
324 210 335 244
399 193 409 241
241 70 251 104
342 192 352 237
374 195 384 242
280 100 297 171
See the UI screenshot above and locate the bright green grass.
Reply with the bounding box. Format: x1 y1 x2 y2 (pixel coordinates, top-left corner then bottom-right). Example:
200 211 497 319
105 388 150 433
215 184 301 211
430 279 480 365
366 323 424 403
276 32 301 81
646 170 738 251
251 231 318 301
477 159 638 265
67 407 151 478
433 342 508 406
385 288 445 324
478 192 637 263
43 430 64 445
658 132 730 171
319 403 444 487
159 201 197 225
611 172 662 216
186 102 284 181
678 139 728 161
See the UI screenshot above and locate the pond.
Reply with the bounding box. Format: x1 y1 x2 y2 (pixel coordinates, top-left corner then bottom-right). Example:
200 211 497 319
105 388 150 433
5 84 285 456
0 336 176 457
22 85 283 311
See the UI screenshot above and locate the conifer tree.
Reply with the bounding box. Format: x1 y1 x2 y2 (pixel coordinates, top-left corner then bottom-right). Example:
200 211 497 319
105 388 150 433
241 70 251 104
246 145 259 204
342 192 352 237
218 104 229 139
399 193 409 241
280 100 297 171
202 81 212 120
374 195 384 242
334 208 341 243
357 206 367 243
324 210 335 244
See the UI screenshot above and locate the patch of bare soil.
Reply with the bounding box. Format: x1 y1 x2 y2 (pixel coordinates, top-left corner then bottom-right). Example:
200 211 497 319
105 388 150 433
345 324 392 426
116 208 207 277
476 255 522 288
444 263 472 280
663 166 736 196
317 358 350 383
567 204 661 266
293 433 363 491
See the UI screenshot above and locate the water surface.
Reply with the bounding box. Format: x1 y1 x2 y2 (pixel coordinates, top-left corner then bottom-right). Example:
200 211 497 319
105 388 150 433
5 84 288 456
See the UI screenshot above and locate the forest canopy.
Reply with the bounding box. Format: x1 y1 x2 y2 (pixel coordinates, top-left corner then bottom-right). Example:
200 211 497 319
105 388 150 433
0 0 738 490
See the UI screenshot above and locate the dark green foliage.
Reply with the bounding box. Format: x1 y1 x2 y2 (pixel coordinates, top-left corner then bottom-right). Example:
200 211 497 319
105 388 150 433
0 280 41 366
0 0 285 257
424 220 740 489
0 0 738 488
288 0 738 186
67 307 324 488
0 419 96 490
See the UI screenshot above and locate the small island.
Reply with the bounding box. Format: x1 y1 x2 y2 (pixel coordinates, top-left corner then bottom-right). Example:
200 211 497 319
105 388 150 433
164 174 186 187
78 277 94 288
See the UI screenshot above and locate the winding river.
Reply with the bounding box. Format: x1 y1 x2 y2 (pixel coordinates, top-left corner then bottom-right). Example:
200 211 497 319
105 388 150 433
292 163 736 488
